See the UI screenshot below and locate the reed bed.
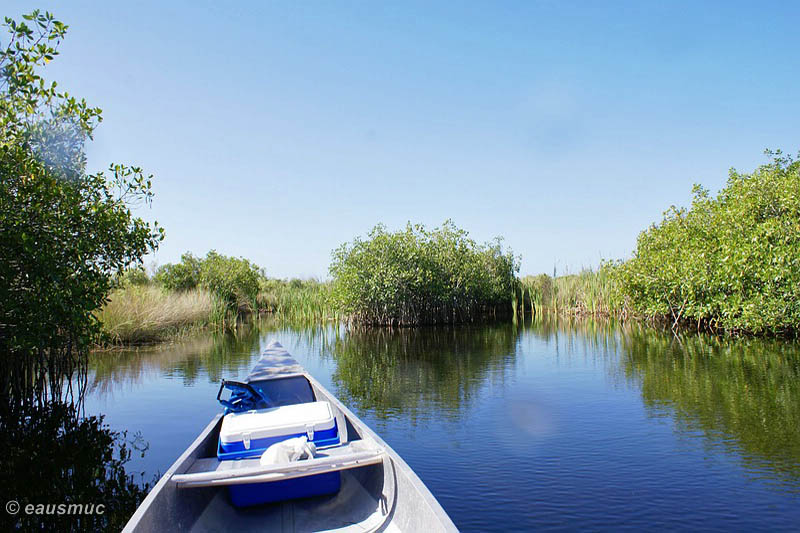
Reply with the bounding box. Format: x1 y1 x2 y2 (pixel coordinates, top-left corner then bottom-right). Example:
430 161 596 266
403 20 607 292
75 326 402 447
518 267 627 318
96 279 338 346
97 286 217 344
257 279 339 323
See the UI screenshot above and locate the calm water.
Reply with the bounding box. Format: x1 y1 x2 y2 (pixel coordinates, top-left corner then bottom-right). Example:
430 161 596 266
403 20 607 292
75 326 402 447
86 317 800 531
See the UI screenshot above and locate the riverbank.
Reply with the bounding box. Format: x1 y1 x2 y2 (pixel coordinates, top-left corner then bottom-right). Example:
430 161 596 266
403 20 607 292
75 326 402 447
98 276 616 347
97 279 335 345
98 222 521 344
100 148 800 347
96 286 220 344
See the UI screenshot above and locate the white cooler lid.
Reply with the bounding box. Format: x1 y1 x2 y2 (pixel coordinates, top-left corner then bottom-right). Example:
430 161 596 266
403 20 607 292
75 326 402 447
220 401 335 444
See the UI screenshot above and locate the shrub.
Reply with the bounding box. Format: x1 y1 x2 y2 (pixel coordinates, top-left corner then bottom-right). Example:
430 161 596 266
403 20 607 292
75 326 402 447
199 250 262 310
154 253 201 291
114 267 151 288
330 221 519 325
614 150 800 335
155 251 262 311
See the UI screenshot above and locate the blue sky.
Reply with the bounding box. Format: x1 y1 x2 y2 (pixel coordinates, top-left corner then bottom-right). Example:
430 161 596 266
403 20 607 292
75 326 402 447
6 1 799 278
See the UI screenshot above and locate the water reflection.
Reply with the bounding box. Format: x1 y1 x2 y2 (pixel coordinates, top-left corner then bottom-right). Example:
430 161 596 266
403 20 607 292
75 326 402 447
619 326 800 490
323 324 519 420
89 317 800 492
0 402 152 531
88 325 263 393
77 315 800 529
525 314 800 491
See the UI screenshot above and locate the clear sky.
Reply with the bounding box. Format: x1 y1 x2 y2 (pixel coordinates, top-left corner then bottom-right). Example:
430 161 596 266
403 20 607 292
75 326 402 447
6 1 799 278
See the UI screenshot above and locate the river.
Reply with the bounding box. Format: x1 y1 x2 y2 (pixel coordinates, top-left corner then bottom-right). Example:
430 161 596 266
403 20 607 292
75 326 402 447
86 315 800 531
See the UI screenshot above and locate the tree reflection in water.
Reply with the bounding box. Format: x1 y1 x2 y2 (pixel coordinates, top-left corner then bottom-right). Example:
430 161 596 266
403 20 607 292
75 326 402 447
325 324 519 421
527 314 800 491
0 401 154 531
88 324 264 393
620 326 800 490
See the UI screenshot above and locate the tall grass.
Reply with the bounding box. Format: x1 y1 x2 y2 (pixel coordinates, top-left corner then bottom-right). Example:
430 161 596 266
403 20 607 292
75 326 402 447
97 286 218 344
257 279 339 323
518 266 627 317
96 279 339 346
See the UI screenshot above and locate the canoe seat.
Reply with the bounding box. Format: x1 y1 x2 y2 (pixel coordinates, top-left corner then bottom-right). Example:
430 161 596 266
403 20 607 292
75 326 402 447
171 440 385 489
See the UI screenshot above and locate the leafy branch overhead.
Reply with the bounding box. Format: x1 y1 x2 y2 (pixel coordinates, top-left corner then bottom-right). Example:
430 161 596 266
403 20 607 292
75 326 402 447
0 10 163 405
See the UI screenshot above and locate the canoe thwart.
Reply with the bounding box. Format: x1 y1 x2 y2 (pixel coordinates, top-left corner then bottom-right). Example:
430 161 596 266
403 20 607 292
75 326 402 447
172 441 385 489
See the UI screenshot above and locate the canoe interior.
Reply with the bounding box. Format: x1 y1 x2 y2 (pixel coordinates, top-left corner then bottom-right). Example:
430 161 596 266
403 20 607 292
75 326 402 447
124 373 457 532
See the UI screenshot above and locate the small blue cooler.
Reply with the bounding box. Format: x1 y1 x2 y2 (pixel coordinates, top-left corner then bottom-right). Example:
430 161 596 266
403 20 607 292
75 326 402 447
217 401 341 507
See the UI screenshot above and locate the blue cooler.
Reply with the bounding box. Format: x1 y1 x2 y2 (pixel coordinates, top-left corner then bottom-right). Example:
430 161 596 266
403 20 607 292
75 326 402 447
217 401 341 507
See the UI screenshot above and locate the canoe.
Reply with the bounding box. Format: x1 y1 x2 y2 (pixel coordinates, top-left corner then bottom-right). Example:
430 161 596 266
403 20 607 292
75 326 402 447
123 340 458 532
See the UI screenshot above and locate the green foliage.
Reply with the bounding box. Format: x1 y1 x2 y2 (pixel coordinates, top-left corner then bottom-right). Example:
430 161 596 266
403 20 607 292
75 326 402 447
114 267 150 288
330 221 519 325
154 252 200 291
614 150 800 335
200 250 262 309
521 273 554 309
257 278 336 323
0 11 163 405
519 264 625 317
155 251 262 311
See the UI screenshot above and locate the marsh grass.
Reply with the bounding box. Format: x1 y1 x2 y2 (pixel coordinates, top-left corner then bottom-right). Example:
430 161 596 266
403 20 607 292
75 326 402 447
518 266 627 318
97 279 338 346
97 286 217 344
99 269 629 346
257 279 339 323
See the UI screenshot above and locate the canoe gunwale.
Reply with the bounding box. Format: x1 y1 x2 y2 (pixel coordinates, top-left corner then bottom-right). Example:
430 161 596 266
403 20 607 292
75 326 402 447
122 414 222 533
304 372 458 531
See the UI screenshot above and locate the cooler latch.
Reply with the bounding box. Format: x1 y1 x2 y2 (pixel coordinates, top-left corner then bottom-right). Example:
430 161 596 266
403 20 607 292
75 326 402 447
243 432 251 450
305 424 315 441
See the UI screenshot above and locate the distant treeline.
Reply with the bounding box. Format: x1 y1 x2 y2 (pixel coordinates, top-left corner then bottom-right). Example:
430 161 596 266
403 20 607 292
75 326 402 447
106 150 800 341
104 221 520 341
